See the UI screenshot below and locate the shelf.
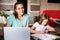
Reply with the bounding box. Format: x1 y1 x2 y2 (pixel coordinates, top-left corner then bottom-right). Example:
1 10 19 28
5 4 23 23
0 0 17 5
30 10 40 12
0 11 13 15
30 3 40 5
0 3 15 5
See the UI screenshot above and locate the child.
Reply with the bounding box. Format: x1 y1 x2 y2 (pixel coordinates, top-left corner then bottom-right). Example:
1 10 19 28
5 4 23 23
30 14 55 34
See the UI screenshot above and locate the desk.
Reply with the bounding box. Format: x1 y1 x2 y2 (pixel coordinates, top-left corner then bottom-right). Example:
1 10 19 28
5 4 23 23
31 33 60 40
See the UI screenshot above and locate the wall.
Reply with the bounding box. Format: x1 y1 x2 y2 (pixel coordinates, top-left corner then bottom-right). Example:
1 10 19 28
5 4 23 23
29 12 39 24
0 0 16 24
29 0 60 24
28 0 40 24
40 0 60 13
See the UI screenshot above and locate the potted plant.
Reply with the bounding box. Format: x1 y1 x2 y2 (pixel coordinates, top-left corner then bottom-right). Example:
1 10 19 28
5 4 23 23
0 12 9 18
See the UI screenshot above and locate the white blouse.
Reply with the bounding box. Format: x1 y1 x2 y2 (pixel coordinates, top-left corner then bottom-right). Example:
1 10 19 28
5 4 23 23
33 22 49 31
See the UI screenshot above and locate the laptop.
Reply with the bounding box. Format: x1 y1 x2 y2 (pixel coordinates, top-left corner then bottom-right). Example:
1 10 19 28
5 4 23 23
4 27 30 40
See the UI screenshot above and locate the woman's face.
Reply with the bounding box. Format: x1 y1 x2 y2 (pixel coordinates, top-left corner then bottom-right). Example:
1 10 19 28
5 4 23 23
15 4 24 16
41 19 48 26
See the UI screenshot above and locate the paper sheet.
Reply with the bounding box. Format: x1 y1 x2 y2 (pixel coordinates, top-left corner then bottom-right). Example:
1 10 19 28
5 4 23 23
31 33 60 40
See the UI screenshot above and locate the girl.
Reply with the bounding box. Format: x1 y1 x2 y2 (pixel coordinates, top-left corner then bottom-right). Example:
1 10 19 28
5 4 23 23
31 14 55 34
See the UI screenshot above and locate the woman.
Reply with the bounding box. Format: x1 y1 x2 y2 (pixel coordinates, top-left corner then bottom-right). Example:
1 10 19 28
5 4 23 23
30 14 55 34
6 2 30 27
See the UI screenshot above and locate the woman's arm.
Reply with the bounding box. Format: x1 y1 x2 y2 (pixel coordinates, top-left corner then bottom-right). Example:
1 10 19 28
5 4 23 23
30 25 45 34
26 23 29 28
6 23 11 27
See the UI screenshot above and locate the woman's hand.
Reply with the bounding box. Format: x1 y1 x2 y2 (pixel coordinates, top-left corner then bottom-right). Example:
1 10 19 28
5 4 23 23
6 23 11 27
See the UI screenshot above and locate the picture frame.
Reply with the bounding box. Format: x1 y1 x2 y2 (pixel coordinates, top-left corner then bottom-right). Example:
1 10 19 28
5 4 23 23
31 5 40 11
30 0 40 11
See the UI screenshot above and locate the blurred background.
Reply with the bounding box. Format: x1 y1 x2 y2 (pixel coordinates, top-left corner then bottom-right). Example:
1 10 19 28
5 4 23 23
0 0 60 40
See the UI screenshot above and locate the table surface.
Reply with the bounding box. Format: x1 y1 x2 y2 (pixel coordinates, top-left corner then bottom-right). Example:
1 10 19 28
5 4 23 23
31 33 60 40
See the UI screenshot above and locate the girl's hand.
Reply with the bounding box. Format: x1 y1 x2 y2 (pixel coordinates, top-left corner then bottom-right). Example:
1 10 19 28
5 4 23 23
44 30 49 33
36 31 45 34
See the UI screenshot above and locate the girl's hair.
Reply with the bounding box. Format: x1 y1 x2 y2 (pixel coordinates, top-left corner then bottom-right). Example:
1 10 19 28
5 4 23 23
38 14 49 25
13 1 24 18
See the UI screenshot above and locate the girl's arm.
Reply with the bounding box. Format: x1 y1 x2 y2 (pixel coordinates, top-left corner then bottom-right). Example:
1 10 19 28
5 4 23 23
44 26 55 33
30 25 45 34
48 25 55 32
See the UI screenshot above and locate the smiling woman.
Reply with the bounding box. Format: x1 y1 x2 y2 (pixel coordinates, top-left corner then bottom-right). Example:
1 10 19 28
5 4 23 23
6 1 30 27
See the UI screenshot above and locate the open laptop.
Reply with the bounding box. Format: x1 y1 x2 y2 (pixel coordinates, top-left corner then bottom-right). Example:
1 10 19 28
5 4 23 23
4 27 30 40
